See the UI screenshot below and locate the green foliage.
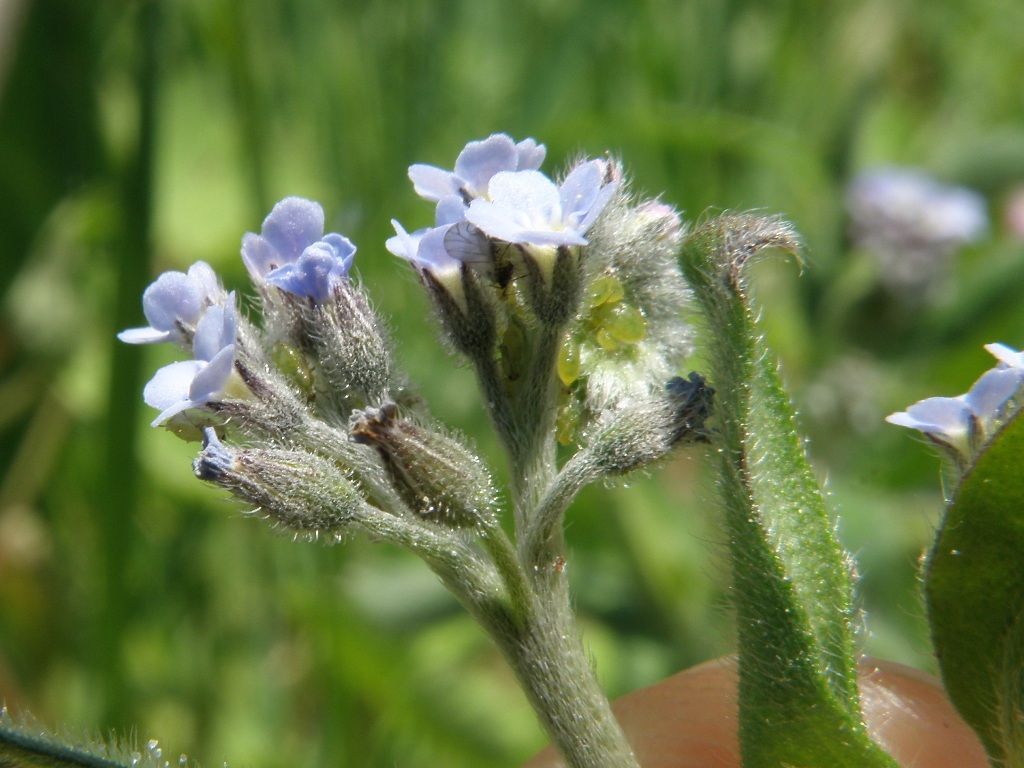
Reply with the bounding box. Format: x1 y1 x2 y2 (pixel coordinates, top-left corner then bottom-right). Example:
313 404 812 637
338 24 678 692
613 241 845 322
926 411 1024 767
681 215 897 767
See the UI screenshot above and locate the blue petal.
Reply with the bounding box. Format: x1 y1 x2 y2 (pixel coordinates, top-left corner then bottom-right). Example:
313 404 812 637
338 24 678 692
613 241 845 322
408 164 462 203
964 367 1022 420
985 343 1024 369
192 297 237 362
886 396 970 436
141 272 204 332
260 197 325 261
514 138 546 171
488 170 561 216
145 360 203 425
189 345 236 403
453 134 518 197
560 160 617 234
264 235 354 301
118 327 174 344
386 220 425 261
435 195 469 226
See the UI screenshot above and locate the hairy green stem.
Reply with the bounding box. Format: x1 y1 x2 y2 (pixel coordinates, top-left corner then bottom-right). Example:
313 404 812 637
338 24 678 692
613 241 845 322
483 579 640 768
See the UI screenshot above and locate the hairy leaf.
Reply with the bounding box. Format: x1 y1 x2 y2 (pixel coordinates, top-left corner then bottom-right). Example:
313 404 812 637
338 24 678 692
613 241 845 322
680 214 898 767
927 409 1024 766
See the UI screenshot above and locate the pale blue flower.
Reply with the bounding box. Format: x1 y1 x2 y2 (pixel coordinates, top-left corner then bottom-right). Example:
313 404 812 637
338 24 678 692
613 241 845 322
846 168 988 297
264 233 356 302
241 197 355 298
886 367 1023 454
465 160 617 247
847 168 987 246
144 294 240 426
408 134 546 204
386 221 464 278
118 261 226 346
387 196 490 278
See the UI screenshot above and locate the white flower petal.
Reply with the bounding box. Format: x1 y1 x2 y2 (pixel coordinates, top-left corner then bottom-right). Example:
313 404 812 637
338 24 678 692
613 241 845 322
964 367 1022 420
118 327 173 344
189 345 235 403
144 360 203 413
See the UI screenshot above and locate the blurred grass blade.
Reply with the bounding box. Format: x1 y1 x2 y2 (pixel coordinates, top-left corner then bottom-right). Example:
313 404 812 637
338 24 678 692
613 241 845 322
926 409 1024 765
680 214 899 767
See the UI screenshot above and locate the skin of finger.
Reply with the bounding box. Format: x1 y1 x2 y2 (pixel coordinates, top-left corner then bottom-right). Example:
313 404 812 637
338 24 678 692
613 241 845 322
519 656 988 768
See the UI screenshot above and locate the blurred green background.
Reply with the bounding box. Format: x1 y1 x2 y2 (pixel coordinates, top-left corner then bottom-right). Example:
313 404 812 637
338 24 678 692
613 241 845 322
2 0 1024 765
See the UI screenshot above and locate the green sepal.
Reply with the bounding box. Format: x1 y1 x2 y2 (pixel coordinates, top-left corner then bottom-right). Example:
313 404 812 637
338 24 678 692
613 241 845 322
926 408 1024 766
680 214 899 767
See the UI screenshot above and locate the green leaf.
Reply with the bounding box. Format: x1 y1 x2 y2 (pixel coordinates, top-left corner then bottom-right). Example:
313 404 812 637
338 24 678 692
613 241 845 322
680 214 899 768
0 710 183 768
926 408 1024 766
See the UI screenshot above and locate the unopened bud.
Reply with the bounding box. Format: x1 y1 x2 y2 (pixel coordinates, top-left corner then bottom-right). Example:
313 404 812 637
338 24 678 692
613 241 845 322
266 280 395 415
194 428 363 538
585 372 713 476
349 403 497 529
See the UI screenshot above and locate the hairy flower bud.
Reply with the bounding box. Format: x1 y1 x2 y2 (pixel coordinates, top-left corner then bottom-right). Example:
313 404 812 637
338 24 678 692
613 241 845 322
266 280 396 417
349 403 497 529
193 428 363 539
562 181 695 416
584 372 714 476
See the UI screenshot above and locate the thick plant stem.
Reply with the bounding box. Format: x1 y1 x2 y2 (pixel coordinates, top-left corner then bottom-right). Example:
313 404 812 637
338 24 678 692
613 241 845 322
485 578 640 768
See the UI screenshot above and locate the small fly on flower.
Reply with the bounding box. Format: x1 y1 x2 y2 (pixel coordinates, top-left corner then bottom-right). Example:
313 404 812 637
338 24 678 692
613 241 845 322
443 222 525 297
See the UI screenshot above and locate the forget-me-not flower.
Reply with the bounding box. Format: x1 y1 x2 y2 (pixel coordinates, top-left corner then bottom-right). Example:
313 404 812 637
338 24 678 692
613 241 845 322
143 294 242 426
263 234 356 303
118 261 226 347
241 196 355 299
408 134 546 204
847 167 987 247
387 197 490 279
466 160 617 247
886 366 1023 457
846 167 988 299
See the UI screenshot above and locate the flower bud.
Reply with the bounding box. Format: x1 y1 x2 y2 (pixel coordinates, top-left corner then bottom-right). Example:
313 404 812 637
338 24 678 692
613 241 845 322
193 428 363 539
349 403 497 529
584 372 713 476
564 186 695 414
267 280 396 416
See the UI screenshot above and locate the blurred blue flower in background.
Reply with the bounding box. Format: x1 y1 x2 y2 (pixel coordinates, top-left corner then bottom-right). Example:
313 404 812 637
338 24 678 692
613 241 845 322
846 167 987 299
